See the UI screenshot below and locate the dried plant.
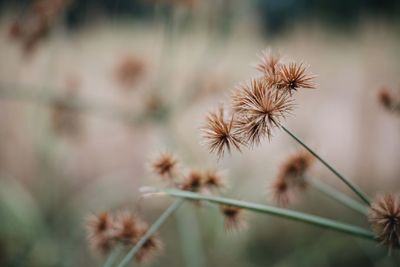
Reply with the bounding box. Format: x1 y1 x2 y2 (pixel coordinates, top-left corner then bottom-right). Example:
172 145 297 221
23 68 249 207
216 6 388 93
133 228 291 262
220 205 246 231
180 169 204 192
232 78 294 145
369 194 400 252
202 107 243 158
86 212 115 255
203 169 225 192
151 152 178 182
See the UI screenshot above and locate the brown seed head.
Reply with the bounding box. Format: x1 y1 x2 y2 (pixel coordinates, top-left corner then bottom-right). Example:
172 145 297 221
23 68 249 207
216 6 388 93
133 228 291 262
271 177 292 206
113 210 142 244
152 152 178 181
180 170 204 192
257 49 282 87
279 151 314 182
220 205 246 231
232 79 294 145
277 63 316 94
115 55 147 88
86 212 115 255
135 226 163 264
369 194 400 251
203 169 225 191
202 106 243 158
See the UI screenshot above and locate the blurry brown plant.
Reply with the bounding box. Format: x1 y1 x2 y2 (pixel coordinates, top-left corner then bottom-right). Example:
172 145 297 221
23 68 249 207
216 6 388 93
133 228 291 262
8 0 71 55
203 169 224 191
151 152 178 181
232 79 294 145
180 170 204 192
134 226 163 264
202 107 243 158
271 151 314 206
220 205 246 231
377 87 400 114
113 210 142 245
277 62 316 95
86 212 115 255
368 194 400 252
115 55 147 89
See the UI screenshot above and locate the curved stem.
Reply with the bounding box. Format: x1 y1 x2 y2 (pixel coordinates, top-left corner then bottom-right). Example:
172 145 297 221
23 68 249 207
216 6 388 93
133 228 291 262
310 178 368 216
281 125 371 206
142 187 375 241
116 199 184 267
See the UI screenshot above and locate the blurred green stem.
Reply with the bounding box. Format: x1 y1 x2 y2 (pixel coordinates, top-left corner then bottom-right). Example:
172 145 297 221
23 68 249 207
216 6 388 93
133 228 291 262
281 125 371 206
310 178 368 216
116 199 183 267
102 246 122 267
142 187 375 241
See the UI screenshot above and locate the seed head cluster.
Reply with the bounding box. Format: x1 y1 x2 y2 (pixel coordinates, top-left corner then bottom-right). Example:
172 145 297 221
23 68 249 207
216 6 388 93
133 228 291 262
202 49 316 157
85 210 162 263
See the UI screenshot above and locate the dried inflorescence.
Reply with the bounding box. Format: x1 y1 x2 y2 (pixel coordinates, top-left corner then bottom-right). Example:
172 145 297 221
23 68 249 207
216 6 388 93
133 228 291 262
271 151 314 206
377 87 400 115
202 107 243 158
8 0 70 55
151 152 178 182
220 205 246 231
368 194 400 252
115 55 147 89
202 49 315 157
180 170 204 192
232 78 294 145
203 169 225 191
85 210 162 263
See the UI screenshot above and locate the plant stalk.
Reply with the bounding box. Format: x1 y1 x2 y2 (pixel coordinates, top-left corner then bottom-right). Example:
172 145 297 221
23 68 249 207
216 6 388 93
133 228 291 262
281 125 371 206
142 187 375 241
116 199 183 267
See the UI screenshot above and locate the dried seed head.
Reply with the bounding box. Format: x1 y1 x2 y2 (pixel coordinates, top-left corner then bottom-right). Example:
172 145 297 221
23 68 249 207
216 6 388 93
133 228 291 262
202 106 243 158
270 151 314 206
180 170 204 192
232 79 294 145
135 226 163 264
378 87 393 110
220 205 246 231
277 63 316 95
257 49 282 87
203 169 225 191
151 152 178 181
115 55 147 88
368 194 400 251
86 212 115 255
113 210 142 244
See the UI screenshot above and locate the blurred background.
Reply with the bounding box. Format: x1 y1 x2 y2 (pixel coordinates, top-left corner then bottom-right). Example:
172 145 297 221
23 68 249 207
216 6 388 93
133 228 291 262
1 0 400 266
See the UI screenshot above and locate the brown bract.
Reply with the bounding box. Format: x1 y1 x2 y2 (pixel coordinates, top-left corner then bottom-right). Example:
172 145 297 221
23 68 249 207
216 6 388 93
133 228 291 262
202 107 243 158
277 63 316 95
232 79 293 145
86 212 115 255
369 194 400 251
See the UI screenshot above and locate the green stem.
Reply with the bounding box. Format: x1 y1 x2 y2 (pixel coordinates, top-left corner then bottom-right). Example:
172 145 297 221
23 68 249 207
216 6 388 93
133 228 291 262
116 199 184 267
142 187 375 241
310 178 368 216
281 125 371 206
102 246 122 267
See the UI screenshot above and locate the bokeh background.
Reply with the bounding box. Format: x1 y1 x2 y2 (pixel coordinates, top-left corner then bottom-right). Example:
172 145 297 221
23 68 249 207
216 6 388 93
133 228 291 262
1 0 400 266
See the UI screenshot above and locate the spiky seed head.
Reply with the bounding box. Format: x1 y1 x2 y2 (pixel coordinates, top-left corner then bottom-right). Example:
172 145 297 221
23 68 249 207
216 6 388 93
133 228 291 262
369 194 400 252
203 169 225 191
113 210 142 244
180 170 204 192
277 62 316 94
151 152 178 181
135 226 163 264
220 205 246 231
86 212 115 255
202 106 243 158
232 79 294 145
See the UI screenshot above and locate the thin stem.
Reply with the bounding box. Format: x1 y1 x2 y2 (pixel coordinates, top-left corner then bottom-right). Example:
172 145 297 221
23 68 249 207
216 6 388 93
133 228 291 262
142 187 375 241
310 178 368 216
280 125 371 206
102 246 122 267
116 199 184 267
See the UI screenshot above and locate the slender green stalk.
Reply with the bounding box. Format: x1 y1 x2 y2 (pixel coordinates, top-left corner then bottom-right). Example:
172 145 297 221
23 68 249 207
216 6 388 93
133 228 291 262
116 199 184 267
310 178 368 216
141 187 375 240
102 247 122 267
281 125 371 206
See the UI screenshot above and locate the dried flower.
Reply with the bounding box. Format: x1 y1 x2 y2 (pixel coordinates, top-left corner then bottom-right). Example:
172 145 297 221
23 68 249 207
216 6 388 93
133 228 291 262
115 55 147 89
203 169 224 191
220 205 246 231
271 151 314 206
135 226 163 263
180 170 204 192
368 194 400 251
277 63 316 95
232 79 293 145
257 49 281 87
152 152 178 181
113 210 142 245
86 212 115 255
202 107 243 158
